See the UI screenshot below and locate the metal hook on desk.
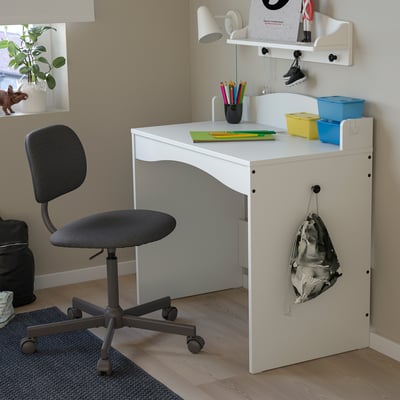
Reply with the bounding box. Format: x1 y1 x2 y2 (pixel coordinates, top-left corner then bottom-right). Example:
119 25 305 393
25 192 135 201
311 184 321 194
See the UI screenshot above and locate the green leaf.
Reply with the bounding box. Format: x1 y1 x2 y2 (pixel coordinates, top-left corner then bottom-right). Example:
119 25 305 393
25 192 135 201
19 66 30 74
0 39 8 49
41 26 56 33
37 56 50 66
14 53 26 64
32 49 43 57
36 71 46 80
7 41 19 56
46 74 56 90
32 64 40 74
52 57 66 68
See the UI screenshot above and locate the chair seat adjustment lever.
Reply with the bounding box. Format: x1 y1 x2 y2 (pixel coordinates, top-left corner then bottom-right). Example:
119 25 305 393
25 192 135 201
89 248 104 260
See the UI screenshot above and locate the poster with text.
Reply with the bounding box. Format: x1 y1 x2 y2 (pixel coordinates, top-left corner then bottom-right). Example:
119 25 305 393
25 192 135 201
248 0 303 42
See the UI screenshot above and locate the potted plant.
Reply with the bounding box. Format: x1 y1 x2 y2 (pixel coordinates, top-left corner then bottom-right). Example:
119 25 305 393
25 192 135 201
0 24 66 112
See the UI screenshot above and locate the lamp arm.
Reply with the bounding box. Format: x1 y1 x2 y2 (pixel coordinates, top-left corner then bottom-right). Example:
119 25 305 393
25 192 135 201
216 10 243 36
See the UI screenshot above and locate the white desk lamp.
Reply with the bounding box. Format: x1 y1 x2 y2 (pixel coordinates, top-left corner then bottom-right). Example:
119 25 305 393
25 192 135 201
197 6 243 44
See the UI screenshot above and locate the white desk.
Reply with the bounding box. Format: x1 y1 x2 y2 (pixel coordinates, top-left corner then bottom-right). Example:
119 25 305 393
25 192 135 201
131 93 373 373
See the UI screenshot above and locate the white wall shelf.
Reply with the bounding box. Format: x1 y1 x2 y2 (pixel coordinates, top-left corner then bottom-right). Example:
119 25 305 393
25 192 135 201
227 12 353 66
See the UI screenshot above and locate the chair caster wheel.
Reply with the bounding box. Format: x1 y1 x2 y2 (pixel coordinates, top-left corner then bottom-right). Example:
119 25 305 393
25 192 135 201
96 358 112 376
20 337 36 354
187 335 205 354
162 306 178 321
67 307 82 319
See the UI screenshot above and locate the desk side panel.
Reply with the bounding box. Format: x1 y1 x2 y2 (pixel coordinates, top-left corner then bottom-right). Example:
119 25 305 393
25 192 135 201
248 151 372 373
341 117 373 152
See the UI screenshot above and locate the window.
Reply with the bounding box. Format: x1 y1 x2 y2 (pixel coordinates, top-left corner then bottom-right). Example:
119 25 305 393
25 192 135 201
0 25 24 90
0 0 94 115
0 23 69 114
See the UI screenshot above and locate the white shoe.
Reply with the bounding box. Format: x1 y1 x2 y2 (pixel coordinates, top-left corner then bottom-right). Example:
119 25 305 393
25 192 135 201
0 291 15 328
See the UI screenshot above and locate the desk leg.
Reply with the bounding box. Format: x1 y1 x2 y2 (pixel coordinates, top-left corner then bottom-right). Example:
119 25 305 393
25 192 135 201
133 159 244 304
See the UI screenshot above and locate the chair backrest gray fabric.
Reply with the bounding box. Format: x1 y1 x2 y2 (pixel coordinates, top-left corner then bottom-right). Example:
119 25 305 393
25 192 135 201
25 125 87 203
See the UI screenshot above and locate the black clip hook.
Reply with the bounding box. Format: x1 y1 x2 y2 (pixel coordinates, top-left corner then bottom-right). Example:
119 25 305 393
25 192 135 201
307 185 321 215
312 185 321 194
293 50 302 59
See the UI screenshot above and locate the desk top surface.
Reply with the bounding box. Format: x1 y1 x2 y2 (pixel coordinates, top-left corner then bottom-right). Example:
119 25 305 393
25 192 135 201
132 120 342 166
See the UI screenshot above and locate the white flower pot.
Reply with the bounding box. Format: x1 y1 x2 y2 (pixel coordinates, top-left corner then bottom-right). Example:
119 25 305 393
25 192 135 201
18 82 47 113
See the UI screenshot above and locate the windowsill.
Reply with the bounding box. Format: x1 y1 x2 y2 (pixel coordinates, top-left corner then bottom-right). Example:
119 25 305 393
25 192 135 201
0 108 69 118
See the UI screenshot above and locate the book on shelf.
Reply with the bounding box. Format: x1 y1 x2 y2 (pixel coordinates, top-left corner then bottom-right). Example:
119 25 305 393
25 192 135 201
248 0 303 42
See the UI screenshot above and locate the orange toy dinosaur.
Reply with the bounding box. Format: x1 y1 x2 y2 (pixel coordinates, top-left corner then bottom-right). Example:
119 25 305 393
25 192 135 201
0 85 28 115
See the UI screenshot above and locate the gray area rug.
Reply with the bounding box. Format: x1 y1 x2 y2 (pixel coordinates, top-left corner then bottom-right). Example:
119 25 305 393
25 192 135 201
0 307 183 400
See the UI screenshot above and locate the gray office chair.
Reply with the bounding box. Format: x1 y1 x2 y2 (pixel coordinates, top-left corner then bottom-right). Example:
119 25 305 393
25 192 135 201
23 124 204 375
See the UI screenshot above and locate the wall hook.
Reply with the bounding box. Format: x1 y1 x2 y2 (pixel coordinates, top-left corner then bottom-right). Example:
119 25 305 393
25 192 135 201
293 50 302 59
328 54 338 62
312 184 321 193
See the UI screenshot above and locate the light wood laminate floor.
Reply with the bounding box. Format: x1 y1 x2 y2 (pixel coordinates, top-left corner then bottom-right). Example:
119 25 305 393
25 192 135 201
16 274 400 400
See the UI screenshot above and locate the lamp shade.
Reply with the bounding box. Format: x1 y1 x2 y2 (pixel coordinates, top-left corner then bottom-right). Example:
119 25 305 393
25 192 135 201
197 6 223 43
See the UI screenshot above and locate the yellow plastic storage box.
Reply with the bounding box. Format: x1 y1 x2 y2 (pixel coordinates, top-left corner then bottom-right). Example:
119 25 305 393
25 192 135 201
285 112 320 140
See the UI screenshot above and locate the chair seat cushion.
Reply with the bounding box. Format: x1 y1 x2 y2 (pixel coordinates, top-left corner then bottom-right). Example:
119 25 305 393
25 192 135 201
50 210 176 249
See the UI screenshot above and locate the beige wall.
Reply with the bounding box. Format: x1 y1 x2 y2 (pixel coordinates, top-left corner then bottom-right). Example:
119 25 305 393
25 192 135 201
189 0 400 345
0 1 190 275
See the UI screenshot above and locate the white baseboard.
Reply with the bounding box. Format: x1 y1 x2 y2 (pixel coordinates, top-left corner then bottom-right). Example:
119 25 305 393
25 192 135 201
34 260 136 290
369 332 400 362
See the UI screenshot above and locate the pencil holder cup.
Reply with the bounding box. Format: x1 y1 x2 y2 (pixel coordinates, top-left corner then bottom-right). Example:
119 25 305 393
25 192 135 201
224 104 243 124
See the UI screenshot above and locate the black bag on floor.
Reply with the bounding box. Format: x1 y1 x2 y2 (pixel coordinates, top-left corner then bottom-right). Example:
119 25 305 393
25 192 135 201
0 218 36 307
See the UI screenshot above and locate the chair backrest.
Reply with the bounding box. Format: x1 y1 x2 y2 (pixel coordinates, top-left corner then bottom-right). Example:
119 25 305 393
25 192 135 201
25 125 87 204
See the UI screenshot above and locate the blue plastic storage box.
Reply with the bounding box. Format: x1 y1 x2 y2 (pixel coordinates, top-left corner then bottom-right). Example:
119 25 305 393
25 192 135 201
317 96 365 121
317 119 341 145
